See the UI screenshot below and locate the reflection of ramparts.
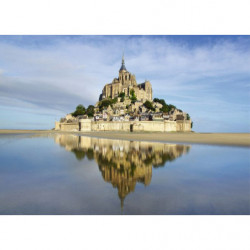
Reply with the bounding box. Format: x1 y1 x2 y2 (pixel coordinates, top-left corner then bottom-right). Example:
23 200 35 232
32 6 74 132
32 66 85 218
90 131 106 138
54 134 191 207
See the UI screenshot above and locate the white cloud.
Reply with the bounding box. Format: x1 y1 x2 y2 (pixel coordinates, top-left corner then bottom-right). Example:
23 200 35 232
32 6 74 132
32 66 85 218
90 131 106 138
0 36 249 132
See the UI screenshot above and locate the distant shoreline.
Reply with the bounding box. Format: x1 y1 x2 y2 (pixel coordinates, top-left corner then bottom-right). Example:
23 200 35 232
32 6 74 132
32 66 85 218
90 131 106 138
0 129 249 147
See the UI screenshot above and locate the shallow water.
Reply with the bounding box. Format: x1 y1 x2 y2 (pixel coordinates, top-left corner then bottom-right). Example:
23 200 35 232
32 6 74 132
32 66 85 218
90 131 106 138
0 133 249 215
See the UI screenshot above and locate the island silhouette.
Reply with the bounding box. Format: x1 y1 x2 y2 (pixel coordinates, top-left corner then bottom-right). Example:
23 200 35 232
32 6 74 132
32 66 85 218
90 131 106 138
54 134 191 209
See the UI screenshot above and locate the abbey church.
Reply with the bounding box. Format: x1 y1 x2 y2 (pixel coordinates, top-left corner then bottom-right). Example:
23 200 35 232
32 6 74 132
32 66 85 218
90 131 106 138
55 54 192 132
100 55 153 102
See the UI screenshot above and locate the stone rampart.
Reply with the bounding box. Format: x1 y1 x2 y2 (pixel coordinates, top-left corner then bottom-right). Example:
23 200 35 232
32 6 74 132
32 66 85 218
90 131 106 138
55 120 191 132
55 119 191 132
60 123 79 131
91 121 131 132
80 119 92 132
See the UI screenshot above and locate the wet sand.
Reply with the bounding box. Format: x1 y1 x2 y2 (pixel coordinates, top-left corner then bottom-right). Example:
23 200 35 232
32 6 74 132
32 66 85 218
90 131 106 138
0 130 249 147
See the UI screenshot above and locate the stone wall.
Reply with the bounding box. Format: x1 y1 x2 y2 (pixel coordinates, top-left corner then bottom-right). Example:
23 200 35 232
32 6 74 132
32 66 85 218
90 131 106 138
80 119 92 132
91 121 131 132
134 121 165 132
55 120 192 132
60 123 79 131
89 120 192 132
55 121 61 130
176 120 192 132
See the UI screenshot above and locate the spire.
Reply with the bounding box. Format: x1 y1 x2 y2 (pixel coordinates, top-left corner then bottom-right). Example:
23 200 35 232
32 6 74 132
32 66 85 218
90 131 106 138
120 197 124 214
119 53 127 71
122 52 124 64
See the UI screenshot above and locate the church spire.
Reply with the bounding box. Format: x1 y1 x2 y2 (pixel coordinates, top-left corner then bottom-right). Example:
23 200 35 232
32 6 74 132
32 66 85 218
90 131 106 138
119 53 127 71
120 197 124 214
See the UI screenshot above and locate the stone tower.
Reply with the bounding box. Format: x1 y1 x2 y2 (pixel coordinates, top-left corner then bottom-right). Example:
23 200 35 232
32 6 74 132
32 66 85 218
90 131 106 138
101 55 153 102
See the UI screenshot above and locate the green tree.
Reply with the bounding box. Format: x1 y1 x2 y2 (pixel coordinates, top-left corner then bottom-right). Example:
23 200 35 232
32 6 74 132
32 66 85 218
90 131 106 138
98 97 117 111
111 97 118 104
98 99 110 111
144 100 155 111
168 104 176 110
186 113 190 120
119 92 125 102
160 105 170 113
154 97 177 113
153 98 167 107
130 89 137 103
118 92 125 98
72 104 86 117
86 105 95 117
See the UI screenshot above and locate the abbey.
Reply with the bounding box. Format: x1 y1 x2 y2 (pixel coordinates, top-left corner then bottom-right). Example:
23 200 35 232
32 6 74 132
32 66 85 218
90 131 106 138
100 55 152 102
55 54 192 132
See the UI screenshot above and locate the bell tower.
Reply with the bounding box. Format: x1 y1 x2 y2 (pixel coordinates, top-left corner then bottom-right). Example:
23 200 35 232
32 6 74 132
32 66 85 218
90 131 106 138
119 54 131 87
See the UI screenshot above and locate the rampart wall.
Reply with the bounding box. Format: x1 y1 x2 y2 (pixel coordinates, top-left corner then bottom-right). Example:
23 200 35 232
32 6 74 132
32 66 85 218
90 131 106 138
55 119 192 132
55 122 79 131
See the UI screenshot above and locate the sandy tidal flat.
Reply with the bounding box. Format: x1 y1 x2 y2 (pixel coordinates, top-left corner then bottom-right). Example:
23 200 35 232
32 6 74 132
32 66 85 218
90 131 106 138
0 130 249 147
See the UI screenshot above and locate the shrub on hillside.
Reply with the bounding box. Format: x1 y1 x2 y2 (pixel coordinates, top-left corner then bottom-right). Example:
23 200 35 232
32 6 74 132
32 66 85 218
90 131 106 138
72 104 86 117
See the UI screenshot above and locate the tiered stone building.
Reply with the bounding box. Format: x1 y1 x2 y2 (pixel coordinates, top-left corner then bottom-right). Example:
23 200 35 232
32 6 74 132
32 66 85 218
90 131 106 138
55 54 192 132
101 55 152 102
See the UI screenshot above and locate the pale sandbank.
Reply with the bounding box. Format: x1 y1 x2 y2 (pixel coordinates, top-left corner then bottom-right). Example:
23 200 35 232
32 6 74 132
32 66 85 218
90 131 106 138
0 130 249 147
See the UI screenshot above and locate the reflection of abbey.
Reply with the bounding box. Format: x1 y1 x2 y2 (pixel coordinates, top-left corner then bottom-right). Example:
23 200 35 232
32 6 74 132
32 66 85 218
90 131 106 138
101 55 152 102
55 55 192 132
54 134 191 208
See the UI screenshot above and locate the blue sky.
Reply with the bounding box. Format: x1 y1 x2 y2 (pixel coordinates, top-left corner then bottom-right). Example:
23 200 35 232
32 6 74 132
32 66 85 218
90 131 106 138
0 35 249 132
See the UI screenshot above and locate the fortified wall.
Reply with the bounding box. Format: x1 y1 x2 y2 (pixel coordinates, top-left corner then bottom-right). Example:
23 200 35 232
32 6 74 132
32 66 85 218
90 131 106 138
55 119 192 132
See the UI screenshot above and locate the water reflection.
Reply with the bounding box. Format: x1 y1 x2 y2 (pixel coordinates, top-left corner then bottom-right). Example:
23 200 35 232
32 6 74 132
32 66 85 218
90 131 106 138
54 134 191 208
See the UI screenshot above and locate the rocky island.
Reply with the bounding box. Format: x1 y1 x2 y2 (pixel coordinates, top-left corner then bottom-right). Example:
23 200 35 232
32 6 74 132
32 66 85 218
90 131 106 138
55 55 192 132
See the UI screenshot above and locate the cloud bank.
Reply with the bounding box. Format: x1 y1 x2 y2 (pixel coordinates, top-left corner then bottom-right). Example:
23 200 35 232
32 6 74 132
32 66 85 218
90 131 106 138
0 36 249 131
